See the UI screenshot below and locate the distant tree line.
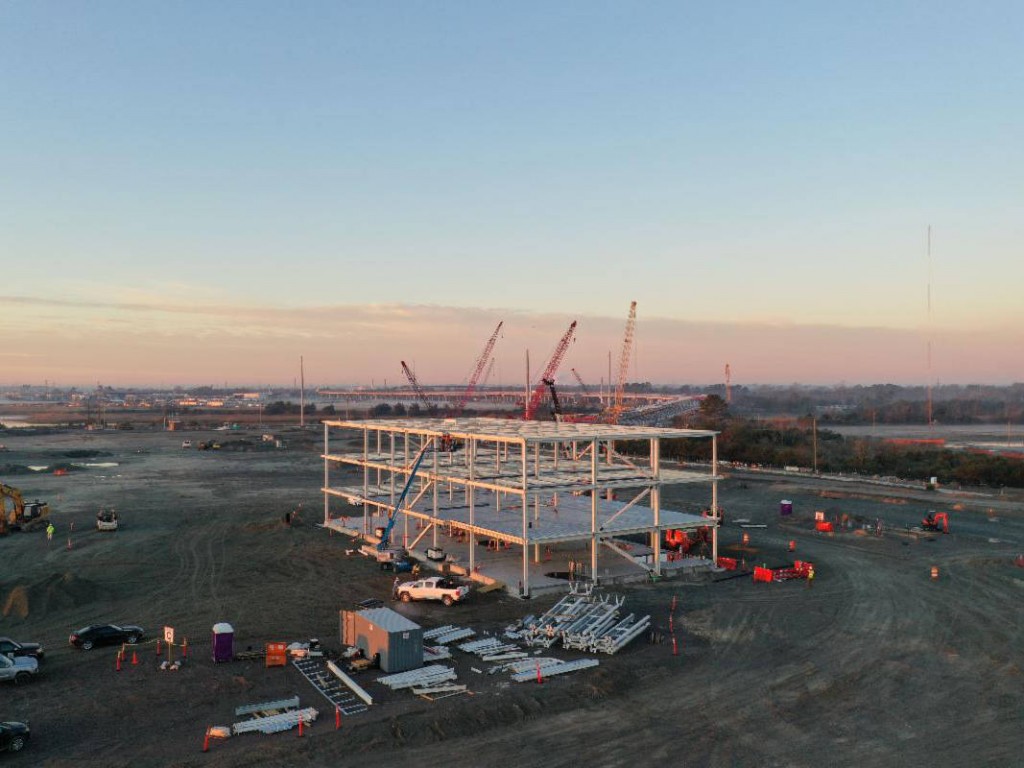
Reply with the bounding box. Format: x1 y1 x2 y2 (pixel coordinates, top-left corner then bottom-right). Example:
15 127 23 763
617 396 1024 489
263 401 336 416
726 383 1024 424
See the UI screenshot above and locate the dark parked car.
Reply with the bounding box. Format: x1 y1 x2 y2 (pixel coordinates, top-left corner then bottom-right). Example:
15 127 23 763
69 624 144 650
0 637 44 661
0 722 30 753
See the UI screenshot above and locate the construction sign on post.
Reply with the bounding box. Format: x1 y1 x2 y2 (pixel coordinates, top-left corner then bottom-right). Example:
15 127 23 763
164 627 175 662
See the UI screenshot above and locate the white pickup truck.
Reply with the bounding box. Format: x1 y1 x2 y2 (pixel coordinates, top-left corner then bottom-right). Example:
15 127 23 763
396 576 469 606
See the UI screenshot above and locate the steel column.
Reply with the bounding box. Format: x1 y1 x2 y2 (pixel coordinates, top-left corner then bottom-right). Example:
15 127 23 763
712 434 719 563
469 437 476 574
521 441 529 597
591 439 598 582
323 422 330 525
652 438 661 575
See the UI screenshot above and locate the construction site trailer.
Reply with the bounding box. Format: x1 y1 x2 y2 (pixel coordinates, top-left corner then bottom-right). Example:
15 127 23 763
341 607 423 674
322 417 721 597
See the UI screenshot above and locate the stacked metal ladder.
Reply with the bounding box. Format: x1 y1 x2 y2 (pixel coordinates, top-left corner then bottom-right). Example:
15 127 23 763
292 657 369 716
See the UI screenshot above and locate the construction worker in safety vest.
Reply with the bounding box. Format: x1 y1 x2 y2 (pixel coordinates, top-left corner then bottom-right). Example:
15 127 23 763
806 566 815 588
46 522 55 542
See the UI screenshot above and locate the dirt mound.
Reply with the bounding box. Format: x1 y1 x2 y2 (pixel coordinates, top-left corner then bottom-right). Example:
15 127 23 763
1 572 102 619
2 586 29 618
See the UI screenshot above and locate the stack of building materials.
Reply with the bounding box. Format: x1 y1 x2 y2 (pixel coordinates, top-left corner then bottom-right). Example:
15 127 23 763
589 613 651 654
522 592 623 647
423 625 459 640
518 590 647 655
231 697 318 735
376 665 457 691
457 637 526 662
422 625 475 645
509 658 599 683
489 657 561 675
560 600 621 651
423 645 451 662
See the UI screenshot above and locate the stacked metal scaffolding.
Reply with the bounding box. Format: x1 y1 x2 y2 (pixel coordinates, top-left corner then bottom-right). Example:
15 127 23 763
515 589 650 655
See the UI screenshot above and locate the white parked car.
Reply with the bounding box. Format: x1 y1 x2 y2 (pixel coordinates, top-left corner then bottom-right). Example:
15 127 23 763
0 654 38 685
396 576 469 606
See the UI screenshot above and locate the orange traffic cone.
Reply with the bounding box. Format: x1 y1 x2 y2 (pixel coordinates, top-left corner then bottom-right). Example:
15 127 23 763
116 653 122 672
156 639 162 656
131 651 138 665
335 707 341 730
298 717 304 737
202 727 210 753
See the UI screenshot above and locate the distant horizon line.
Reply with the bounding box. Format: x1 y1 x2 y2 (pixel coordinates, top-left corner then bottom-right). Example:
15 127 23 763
2 381 1022 392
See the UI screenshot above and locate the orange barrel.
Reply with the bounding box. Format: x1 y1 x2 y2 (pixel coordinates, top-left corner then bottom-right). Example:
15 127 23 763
930 566 939 580
742 532 750 546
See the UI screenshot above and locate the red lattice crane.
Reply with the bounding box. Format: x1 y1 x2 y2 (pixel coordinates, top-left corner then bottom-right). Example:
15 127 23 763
481 357 496 388
451 321 503 417
570 367 592 399
400 361 433 412
525 321 577 420
605 301 637 423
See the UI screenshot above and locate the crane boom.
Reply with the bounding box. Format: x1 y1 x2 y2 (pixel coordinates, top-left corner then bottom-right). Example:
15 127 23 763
452 321 503 417
400 361 432 412
481 357 496 388
570 368 593 399
525 321 577 420
607 301 637 423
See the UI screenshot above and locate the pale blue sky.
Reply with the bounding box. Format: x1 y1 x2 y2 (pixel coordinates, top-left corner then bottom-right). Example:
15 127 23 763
1 2 1021 385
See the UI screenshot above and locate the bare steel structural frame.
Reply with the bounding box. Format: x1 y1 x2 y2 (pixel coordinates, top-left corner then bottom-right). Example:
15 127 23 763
322 418 719 597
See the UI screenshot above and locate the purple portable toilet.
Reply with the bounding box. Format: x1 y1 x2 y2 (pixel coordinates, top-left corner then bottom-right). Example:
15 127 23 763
212 622 234 662
780 500 793 516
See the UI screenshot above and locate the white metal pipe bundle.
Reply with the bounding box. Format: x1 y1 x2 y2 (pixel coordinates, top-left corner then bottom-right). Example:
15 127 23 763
423 625 458 640
377 665 457 690
510 658 599 683
432 627 476 645
232 707 319 735
594 615 650 654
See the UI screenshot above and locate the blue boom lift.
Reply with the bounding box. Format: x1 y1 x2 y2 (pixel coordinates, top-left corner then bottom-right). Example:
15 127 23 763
376 439 436 565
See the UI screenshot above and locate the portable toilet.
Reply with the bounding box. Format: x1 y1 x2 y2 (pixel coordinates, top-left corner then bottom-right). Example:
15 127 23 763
780 500 793 516
212 622 234 662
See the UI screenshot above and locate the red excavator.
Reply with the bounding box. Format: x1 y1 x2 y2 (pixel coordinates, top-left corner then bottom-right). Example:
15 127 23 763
921 511 950 533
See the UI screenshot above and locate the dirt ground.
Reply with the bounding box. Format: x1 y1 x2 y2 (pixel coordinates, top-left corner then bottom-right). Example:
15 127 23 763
1 426 1022 767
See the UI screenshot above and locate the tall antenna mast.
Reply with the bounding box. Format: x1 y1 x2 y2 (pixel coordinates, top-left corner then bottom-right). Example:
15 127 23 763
300 355 306 428
926 226 933 429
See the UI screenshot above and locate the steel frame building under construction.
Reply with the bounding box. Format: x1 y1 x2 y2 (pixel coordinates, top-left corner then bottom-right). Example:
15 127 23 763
322 417 720 597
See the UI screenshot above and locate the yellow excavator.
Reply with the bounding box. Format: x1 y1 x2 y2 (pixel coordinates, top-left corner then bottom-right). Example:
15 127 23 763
0 482 51 536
